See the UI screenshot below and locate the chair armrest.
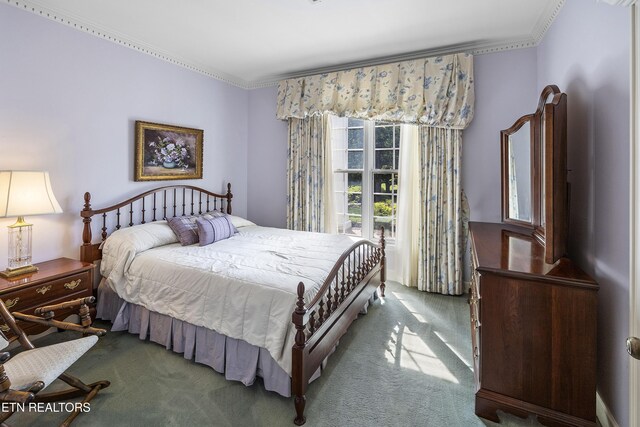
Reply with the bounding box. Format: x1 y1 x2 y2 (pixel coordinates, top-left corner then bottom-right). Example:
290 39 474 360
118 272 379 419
0 381 44 404
34 296 95 318
12 313 106 337
16 296 98 332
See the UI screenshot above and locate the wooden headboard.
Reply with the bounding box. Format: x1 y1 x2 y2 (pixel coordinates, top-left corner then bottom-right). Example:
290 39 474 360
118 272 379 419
80 184 232 263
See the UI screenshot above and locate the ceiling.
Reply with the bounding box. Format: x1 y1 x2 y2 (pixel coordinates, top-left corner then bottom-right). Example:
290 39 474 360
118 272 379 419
12 0 564 89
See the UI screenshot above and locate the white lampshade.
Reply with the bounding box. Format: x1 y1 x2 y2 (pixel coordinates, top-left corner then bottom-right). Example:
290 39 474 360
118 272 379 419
0 171 63 218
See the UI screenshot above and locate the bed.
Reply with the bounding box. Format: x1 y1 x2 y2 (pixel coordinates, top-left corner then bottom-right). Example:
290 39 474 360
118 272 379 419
80 184 386 425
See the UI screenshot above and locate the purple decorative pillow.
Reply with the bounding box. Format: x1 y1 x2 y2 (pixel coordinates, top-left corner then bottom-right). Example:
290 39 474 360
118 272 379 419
166 211 224 246
196 215 237 246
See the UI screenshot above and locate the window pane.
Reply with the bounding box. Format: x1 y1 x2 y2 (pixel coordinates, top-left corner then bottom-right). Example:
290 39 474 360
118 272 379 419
348 128 363 149
348 118 364 127
394 148 400 169
348 172 362 189
373 218 394 238
347 215 362 236
348 178 362 216
375 126 394 148
373 173 396 194
348 194 361 215
374 194 395 211
394 127 400 148
375 150 394 170
344 172 362 237
348 151 363 169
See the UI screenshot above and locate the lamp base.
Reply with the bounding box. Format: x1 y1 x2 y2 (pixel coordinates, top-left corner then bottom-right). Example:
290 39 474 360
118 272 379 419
0 265 39 279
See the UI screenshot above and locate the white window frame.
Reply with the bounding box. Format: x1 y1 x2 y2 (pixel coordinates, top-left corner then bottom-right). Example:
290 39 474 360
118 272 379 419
332 118 399 242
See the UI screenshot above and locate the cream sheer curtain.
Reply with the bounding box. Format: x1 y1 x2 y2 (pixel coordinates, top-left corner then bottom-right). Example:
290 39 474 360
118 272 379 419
279 53 474 294
286 115 335 232
396 124 420 288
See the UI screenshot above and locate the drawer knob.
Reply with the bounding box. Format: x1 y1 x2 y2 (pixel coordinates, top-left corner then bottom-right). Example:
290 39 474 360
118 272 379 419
36 285 52 295
64 279 82 290
3 298 19 309
0 324 9 333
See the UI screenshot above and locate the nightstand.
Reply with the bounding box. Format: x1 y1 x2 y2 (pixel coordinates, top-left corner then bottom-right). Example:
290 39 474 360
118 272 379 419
0 258 95 339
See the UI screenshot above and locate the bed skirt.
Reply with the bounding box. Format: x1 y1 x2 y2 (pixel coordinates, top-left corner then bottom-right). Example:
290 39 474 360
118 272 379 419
95 282 378 397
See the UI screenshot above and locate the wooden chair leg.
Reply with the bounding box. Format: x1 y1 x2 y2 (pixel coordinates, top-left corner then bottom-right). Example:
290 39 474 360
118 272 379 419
58 373 92 393
35 380 109 403
60 382 105 427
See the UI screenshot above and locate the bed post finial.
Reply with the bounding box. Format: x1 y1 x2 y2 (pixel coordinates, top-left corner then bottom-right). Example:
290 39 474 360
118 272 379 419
292 281 307 425
379 226 386 297
83 192 91 210
226 183 233 215
80 192 94 263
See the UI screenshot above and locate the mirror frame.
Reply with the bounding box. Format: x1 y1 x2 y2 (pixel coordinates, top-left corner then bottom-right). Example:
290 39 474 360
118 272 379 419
500 85 568 264
540 86 568 263
500 114 539 228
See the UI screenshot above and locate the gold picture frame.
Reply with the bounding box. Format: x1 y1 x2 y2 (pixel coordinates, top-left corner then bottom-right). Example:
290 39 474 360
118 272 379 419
134 121 203 181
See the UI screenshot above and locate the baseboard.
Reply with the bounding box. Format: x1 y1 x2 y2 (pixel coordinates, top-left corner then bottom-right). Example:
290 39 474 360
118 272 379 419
596 392 620 427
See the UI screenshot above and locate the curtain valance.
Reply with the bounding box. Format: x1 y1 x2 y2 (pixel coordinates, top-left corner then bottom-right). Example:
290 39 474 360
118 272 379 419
276 53 474 129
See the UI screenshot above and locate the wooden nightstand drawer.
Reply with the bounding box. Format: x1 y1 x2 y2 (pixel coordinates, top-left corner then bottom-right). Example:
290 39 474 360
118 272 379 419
0 258 95 339
0 270 91 310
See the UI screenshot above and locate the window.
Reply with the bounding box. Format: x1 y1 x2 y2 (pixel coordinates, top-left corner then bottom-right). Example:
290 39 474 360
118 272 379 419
331 116 400 241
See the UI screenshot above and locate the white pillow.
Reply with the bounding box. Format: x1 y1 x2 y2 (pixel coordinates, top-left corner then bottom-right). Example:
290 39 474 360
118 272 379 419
227 214 256 228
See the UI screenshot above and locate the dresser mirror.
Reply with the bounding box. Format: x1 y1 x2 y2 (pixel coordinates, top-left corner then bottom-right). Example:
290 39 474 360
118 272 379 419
500 85 568 264
501 115 536 225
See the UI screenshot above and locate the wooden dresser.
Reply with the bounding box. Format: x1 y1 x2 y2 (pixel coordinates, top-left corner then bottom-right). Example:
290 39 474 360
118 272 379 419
469 222 598 426
0 258 95 339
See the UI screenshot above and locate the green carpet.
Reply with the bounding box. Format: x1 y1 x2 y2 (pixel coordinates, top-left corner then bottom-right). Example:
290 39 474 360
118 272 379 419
8 282 542 426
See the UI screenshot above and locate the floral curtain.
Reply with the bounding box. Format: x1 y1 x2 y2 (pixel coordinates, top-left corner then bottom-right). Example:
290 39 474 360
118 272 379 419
417 127 469 294
286 115 334 232
279 53 474 295
277 53 474 128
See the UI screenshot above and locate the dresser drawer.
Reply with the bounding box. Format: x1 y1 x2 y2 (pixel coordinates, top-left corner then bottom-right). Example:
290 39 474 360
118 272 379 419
0 271 91 312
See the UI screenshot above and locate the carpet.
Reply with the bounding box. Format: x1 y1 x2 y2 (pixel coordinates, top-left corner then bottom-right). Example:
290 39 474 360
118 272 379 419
7 282 542 426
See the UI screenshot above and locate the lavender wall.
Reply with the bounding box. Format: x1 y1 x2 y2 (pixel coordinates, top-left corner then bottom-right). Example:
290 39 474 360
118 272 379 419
247 87 288 227
463 48 538 221
537 2 630 425
0 3 249 266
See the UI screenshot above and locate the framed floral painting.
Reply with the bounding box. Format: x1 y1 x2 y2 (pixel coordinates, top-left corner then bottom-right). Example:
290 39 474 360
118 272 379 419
134 121 203 181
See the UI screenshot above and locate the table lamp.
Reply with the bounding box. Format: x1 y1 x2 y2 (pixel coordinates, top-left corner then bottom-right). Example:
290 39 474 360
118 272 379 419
0 171 63 278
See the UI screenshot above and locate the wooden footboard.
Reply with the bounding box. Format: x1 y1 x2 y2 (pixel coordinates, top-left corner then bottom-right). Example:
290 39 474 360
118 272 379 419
291 229 386 425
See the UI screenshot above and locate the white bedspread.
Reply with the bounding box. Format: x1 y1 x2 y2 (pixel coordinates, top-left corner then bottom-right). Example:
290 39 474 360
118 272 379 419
100 221 361 375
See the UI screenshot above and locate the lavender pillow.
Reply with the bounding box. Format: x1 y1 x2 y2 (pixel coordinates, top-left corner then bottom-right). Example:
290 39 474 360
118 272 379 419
196 215 237 246
167 211 224 246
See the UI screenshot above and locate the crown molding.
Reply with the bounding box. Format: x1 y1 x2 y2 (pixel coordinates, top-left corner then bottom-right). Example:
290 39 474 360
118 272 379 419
247 36 540 89
8 0 565 91
250 0 565 88
531 0 565 43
